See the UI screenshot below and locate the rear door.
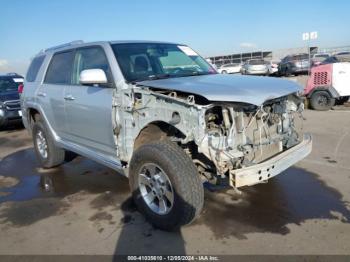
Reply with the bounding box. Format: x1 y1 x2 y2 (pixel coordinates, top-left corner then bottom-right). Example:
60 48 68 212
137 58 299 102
64 46 116 156
39 50 74 139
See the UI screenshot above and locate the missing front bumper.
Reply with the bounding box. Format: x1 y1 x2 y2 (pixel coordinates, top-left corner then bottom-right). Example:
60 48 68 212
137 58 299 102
230 134 312 188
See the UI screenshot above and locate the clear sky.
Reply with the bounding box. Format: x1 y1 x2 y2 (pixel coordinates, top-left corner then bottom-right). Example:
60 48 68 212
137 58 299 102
0 0 349 74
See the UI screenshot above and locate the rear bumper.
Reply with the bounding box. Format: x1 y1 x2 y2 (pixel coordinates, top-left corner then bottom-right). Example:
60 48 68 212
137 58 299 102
291 66 309 73
230 134 312 188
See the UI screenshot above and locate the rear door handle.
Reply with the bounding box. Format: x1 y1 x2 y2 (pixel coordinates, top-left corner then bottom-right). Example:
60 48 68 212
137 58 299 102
64 95 75 101
37 92 46 97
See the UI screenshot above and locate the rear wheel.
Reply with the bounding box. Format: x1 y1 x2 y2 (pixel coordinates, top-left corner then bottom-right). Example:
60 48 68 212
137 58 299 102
129 140 204 230
284 66 291 77
221 70 227 74
310 91 335 111
32 118 65 168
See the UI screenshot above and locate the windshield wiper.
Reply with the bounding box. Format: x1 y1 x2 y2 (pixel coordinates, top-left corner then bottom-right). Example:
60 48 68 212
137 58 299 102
178 71 214 77
147 74 171 80
132 74 172 83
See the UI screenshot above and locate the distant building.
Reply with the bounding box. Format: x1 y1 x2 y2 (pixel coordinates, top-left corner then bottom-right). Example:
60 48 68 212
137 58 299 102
207 46 318 67
317 45 350 55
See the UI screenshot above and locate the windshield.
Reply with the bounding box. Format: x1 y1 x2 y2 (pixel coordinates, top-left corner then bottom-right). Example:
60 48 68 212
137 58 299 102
0 77 23 93
294 54 309 60
111 43 216 82
315 54 329 58
249 59 266 65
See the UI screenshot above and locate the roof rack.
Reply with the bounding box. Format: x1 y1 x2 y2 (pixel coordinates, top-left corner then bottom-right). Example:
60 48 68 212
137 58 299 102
41 40 84 53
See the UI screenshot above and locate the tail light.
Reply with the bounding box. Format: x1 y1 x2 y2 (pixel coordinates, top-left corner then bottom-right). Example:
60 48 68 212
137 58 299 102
18 84 24 94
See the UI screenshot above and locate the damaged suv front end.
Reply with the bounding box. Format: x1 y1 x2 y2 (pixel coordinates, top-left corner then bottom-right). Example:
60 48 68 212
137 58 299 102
111 42 312 192
199 95 311 188
130 76 312 190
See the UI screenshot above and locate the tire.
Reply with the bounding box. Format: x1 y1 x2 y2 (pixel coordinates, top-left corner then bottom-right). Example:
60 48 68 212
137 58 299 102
221 70 227 74
32 118 65 168
284 66 291 77
310 91 336 111
337 96 349 105
129 140 204 231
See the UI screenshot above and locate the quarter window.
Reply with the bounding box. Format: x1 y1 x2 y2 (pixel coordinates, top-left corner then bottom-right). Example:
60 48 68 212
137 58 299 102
26 55 45 82
45 51 75 84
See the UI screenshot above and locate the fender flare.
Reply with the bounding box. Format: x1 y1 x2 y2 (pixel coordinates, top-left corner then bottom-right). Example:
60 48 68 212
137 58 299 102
23 102 60 143
307 86 340 99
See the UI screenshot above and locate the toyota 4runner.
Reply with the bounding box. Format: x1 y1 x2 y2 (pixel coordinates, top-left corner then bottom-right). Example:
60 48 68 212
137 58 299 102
21 41 312 230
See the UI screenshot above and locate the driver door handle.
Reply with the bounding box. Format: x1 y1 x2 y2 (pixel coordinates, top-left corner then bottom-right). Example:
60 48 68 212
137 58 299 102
64 94 75 101
37 92 46 97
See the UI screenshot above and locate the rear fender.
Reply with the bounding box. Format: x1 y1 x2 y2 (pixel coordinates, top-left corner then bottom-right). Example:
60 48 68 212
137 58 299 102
307 86 340 99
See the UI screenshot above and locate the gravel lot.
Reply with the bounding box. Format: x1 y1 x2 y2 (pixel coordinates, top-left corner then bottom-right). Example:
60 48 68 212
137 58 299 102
0 90 350 256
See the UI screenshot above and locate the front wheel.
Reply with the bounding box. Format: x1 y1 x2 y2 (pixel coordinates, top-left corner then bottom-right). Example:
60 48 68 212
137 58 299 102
129 140 204 230
221 70 227 74
310 91 335 111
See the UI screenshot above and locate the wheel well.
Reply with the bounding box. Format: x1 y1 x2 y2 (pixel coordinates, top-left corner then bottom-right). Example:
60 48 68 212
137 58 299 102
134 122 186 150
308 87 337 99
28 108 41 128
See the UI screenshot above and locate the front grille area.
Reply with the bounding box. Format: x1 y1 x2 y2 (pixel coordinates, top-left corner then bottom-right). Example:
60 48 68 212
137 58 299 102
4 100 21 111
313 72 329 86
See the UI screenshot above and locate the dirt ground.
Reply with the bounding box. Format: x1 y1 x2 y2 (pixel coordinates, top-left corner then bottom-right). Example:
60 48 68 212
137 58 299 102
0 106 350 256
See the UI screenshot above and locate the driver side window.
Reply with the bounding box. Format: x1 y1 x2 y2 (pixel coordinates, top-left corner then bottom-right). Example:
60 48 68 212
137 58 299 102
72 47 111 85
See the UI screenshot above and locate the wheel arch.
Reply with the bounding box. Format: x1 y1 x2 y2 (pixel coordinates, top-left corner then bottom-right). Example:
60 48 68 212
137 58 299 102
134 121 187 150
24 104 59 142
307 86 340 99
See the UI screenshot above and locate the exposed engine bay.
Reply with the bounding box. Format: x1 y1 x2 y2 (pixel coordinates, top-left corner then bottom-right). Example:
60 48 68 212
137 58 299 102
196 95 305 181
115 83 308 188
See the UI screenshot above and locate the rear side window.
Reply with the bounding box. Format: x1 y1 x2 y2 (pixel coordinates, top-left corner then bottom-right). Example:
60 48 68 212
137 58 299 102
45 51 75 84
26 55 45 82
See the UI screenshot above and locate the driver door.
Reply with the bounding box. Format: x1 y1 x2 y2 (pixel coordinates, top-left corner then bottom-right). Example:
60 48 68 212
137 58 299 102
64 46 116 156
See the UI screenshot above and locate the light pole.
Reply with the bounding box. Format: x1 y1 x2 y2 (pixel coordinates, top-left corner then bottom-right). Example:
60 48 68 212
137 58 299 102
302 31 318 75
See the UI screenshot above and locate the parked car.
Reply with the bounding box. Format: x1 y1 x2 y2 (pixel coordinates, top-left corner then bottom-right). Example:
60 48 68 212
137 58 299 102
321 54 350 65
205 58 218 70
304 61 350 110
241 59 269 75
21 40 312 230
218 63 241 74
266 60 279 75
0 73 23 128
278 54 310 76
335 51 350 56
311 53 330 67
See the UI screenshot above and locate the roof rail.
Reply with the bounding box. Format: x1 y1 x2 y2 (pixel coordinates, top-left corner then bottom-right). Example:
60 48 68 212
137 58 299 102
41 40 84 53
7 72 21 76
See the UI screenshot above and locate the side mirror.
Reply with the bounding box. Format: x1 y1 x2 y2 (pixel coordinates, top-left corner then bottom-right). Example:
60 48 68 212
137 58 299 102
79 69 107 85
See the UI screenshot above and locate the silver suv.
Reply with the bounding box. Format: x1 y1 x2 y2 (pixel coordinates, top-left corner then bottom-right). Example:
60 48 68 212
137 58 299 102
21 40 312 230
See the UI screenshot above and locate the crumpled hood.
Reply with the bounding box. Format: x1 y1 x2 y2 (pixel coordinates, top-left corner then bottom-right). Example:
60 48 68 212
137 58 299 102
138 74 302 105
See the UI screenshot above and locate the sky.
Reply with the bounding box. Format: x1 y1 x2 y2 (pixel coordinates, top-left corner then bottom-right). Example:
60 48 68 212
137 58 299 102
0 0 349 75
